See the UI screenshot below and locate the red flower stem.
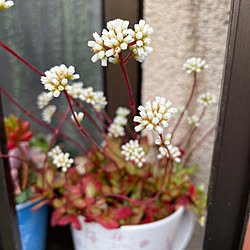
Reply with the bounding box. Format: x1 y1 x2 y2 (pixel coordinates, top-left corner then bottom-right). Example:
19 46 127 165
0 153 42 174
43 106 71 169
172 72 197 140
123 51 133 64
64 90 100 150
102 110 112 125
128 41 136 47
0 87 87 154
184 125 216 164
65 91 119 167
89 103 109 131
180 106 207 149
119 53 137 139
70 96 106 136
0 41 45 77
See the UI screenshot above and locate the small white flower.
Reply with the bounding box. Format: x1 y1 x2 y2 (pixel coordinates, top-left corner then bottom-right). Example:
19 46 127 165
157 144 181 163
113 116 128 126
37 92 53 109
183 57 208 74
0 0 14 10
187 115 200 127
67 82 85 99
197 92 216 106
41 64 80 98
88 18 135 66
71 112 84 124
116 107 130 117
121 140 146 167
42 105 56 124
93 91 107 111
76 164 86 175
155 133 172 146
129 19 154 62
52 152 74 172
88 32 108 67
79 87 96 105
108 123 125 138
134 96 177 134
48 145 62 158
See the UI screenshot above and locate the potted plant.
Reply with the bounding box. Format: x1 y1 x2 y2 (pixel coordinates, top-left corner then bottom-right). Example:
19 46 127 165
0 3 214 249
2 114 49 250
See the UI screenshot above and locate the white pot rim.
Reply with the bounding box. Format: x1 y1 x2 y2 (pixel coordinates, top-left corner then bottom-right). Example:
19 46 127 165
79 206 184 231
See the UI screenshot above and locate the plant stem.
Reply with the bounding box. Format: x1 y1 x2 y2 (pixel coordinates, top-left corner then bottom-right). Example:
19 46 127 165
123 51 133 64
180 106 207 150
70 96 106 136
64 90 100 150
102 110 113 125
16 144 29 190
0 41 45 77
172 72 197 140
0 87 87 154
184 125 216 165
119 53 137 139
43 106 71 168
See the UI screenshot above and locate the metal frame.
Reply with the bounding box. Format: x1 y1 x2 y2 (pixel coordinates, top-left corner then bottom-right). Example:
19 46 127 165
203 0 250 249
0 93 22 250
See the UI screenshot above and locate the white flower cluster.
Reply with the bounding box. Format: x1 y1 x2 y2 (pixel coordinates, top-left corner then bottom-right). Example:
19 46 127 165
157 144 182 163
37 92 53 109
129 19 154 62
71 112 84 124
108 107 130 138
183 57 208 74
41 64 80 98
42 105 56 124
48 146 74 172
121 140 146 167
197 92 216 106
0 0 14 10
134 97 177 134
67 82 107 112
88 18 153 66
187 115 200 127
155 133 172 146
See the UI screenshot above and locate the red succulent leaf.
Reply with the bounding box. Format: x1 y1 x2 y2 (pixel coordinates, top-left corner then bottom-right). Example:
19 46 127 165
8 142 16 150
175 195 190 208
96 216 120 229
114 206 133 219
103 162 118 172
21 121 30 132
8 132 19 142
72 198 87 209
21 131 33 141
71 215 81 230
51 209 64 227
56 215 72 226
189 184 197 201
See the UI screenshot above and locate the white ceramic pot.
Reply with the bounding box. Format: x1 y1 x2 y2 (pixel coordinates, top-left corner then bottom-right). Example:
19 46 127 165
71 206 194 250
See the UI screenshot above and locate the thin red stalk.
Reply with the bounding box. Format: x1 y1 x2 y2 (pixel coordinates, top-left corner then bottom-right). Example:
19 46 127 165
184 125 216 164
89 103 109 131
0 87 87 154
119 53 137 139
0 153 43 174
55 110 86 144
0 41 45 77
43 106 71 168
123 51 133 64
64 90 100 150
128 41 136 47
102 110 112 125
70 96 105 136
172 72 197 140
180 106 207 149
